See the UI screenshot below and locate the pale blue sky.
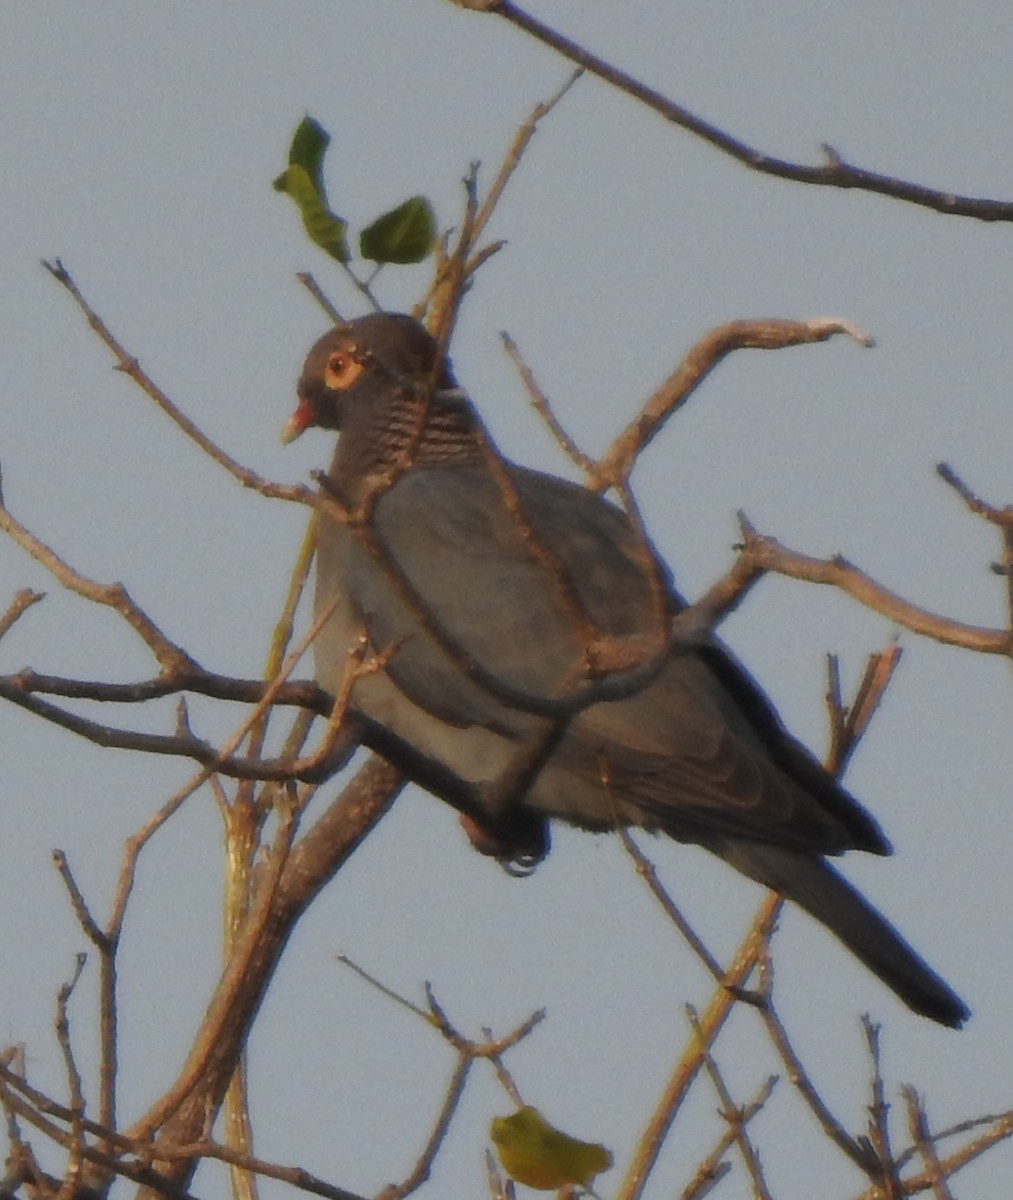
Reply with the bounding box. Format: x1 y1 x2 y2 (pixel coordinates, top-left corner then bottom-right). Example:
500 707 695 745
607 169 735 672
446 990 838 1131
2 4 1012 1197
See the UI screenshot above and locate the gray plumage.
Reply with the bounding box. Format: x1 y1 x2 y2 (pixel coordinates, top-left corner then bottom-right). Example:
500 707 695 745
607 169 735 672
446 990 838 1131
287 311 968 1028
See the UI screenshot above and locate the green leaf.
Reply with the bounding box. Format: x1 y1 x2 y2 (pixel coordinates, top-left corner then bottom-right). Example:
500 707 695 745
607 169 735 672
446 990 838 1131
273 117 348 261
490 1107 613 1191
287 115 330 194
359 196 436 264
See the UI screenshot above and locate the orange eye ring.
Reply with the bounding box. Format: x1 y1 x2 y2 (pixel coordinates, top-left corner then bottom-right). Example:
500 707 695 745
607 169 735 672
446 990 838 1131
323 350 365 390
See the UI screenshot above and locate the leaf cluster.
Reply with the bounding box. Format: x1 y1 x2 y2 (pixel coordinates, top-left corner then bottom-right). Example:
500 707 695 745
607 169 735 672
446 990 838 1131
273 116 436 267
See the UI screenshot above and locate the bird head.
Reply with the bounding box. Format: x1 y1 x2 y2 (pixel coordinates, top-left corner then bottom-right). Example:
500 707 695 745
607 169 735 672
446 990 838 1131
283 312 456 444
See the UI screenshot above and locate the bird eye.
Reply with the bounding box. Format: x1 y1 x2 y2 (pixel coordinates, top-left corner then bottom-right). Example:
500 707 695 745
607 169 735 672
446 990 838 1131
324 351 363 389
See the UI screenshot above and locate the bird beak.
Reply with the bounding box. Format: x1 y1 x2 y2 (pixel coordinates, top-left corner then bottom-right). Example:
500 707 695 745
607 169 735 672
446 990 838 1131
281 398 314 444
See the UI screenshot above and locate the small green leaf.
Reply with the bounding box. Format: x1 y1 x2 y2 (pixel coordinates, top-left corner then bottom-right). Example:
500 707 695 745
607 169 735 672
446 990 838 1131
288 115 330 193
491 1107 613 1191
273 163 349 262
273 117 348 262
359 196 436 264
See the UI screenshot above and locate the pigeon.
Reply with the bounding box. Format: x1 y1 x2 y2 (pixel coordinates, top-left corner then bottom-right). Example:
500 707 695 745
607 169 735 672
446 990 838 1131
284 311 969 1028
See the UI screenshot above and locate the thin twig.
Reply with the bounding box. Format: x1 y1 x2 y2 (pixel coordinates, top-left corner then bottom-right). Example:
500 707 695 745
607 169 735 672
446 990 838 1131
334 962 543 1200
42 259 311 504
759 997 872 1170
51 851 121 1140
675 1077 777 1200
121 753 400 1181
687 1007 775 1200
616 892 781 1200
417 71 579 323
884 1111 1013 1197
0 1060 133 1151
617 829 728 986
500 331 594 474
483 1148 513 1200
52 854 108 951
126 793 301 1141
297 273 346 325
336 955 433 1023
936 462 1013 528
247 519 317 767
894 1108 1013 1169
676 1158 731 1200
376 1055 473 1200
825 653 847 772
937 462 1013 635
53 954 90 1200
902 1086 955 1200
825 643 903 777
469 68 582 247
340 259 382 311
863 1017 902 1199
157 1138 367 1200
0 494 199 674
0 587 45 639
481 1028 525 1108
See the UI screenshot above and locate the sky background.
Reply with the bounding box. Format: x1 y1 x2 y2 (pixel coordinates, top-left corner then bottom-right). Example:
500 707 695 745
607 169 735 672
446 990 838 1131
2 3 1012 1197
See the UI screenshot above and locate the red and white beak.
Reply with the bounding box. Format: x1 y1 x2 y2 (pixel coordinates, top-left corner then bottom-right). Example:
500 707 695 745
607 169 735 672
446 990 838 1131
280 397 315 444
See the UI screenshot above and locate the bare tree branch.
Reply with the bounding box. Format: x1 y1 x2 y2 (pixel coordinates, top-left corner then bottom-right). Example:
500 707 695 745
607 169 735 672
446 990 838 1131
122 754 403 1194
0 496 199 674
616 891 782 1200
825 643 903 777
447 0 1013 222
902 1086 956 1200
938 462 1013 635
862 1018 903 1199
157 1139 368 1200
591 318 872 490
687 1007 775 1200
937 462 1013 529
2 14 1008 1193
759 994 872 1172
0 587 44 640
737 515 1009 654
415 72 578 328
500 331 596 475
53 956 89 1200
41 260 311 506
617 829 728 987
378 1055 473 1200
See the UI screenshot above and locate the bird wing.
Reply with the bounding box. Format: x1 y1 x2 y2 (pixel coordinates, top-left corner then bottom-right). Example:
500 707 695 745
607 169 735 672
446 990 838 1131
546 650 873 854
347 466 661 726
320 462 884 856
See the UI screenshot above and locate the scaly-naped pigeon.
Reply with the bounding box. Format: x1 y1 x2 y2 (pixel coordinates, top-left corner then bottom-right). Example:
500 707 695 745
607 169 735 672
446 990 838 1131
284 311 968 1028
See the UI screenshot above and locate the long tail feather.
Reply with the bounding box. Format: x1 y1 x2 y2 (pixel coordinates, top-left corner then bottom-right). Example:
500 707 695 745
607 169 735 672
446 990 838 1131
718 842 969 1028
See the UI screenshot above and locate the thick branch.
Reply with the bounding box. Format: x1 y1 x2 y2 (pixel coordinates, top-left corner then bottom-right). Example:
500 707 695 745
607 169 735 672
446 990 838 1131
126 755 403 1191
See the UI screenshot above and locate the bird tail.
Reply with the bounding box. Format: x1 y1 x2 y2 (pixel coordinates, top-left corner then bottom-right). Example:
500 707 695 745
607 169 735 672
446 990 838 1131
718 842 969 1028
